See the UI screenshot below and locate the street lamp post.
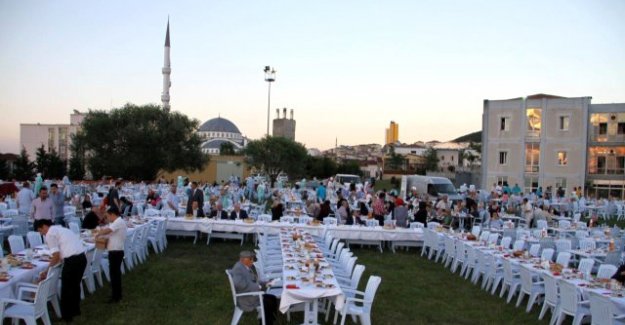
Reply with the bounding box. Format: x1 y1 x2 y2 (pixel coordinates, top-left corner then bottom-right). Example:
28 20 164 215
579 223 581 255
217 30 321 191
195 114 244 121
264 66 276 137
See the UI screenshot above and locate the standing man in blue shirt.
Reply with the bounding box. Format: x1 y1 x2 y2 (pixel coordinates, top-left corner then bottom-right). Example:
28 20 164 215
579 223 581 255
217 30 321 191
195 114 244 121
50 183 66 226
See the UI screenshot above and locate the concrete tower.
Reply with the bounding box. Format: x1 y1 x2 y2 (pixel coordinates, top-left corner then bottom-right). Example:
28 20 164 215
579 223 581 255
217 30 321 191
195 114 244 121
161 19 172 112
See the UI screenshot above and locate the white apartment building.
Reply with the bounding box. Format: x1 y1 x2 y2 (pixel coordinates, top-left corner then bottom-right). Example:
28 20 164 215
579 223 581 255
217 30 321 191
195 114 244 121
20 111 85 162
482 94 625 199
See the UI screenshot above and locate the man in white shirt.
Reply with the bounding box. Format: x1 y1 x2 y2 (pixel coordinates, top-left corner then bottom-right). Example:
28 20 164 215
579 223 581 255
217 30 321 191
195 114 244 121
523 198 534 228
165 185 180 215
16 181 34 215
97 206 127 303
34 219 86 322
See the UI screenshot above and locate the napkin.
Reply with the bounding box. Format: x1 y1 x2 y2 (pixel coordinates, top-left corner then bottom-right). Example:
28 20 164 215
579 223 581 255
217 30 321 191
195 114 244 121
286 284 299 289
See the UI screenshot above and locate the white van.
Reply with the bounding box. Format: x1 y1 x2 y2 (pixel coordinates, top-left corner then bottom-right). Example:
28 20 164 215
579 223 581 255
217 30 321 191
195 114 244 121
400 175 462 201
334 174 361 188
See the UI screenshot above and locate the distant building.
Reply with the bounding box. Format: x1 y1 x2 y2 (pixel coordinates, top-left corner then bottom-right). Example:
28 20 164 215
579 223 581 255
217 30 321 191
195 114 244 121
198 117 247 155
385 121 399 144
481 93 625 199
20 111 85 162
433 142 470 171
272 108 296 140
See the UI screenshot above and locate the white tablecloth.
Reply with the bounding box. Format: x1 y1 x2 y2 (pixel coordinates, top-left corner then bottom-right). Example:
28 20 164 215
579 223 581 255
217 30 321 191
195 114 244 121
162 217 424 242
277 230 344 315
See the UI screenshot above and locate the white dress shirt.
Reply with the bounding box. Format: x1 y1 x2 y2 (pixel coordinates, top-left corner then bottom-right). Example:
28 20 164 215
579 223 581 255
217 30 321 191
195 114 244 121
45 226 85 259
106 217 127 251
17 188 34 214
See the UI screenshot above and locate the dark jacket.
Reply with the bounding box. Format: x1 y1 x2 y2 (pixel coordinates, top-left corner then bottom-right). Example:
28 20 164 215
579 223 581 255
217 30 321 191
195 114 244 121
186 188 205 217
229 210 249 220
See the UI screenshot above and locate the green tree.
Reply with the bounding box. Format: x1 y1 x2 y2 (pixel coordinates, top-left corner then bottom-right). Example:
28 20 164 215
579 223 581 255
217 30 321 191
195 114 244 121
244 136 308 186
386 146 406 170
219 142 236 155
13 147 35 180
35 145 49 176
424 147 439 172
0 158 9 179
34 145 65 179
72 103 208 180
46 149 66 179
305 156 337 179
68 156 85 180
337 160 363 176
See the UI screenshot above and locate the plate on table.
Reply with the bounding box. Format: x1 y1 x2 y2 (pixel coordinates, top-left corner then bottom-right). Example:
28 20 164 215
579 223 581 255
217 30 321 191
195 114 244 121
324 284 335 289
286 276 296 281
0 273 11 282
20 263 35 269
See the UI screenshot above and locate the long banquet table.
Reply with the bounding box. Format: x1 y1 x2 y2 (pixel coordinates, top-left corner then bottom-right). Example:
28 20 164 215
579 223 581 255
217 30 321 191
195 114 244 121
277 228 344 324
164 217 424 243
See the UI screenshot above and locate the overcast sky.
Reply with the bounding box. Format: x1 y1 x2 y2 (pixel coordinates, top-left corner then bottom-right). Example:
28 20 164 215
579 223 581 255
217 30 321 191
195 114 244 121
1 0 624 153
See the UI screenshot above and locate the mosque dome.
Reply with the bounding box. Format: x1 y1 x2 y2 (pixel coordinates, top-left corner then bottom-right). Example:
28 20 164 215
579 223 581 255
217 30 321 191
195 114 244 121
198 117 241 134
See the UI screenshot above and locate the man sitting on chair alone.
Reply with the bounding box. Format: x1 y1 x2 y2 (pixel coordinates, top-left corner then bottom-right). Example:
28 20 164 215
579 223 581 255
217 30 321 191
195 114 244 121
231 251 277 325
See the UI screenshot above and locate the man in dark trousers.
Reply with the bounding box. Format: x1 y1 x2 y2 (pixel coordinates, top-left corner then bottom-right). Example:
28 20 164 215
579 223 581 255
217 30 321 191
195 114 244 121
96 206 127 303
35 219 87 322
186 181 205 217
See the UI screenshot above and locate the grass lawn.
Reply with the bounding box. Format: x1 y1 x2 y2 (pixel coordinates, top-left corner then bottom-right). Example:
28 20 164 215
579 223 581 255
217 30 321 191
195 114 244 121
65 237 549 325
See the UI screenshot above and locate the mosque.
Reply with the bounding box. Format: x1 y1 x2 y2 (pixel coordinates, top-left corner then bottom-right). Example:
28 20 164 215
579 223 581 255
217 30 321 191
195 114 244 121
160 20 247 156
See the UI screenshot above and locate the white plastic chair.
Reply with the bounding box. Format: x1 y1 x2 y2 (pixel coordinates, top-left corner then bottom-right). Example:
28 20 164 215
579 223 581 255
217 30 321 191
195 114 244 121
500 258 521 303
529 244 541 257
579 239 596 251
539 272 559 324
540 248 555 262
451 241 466 274
225 269 265 325
555 279 590 325
15 264 62 318
487 233 499 245
257 214 272 223
577 258 595 277
471 225 481 237
500 237 512 249
26 231 43 249
512 240 525 251
516 265 545 312
559 220 571 229
280 216 295 223
8 235 25 255
589 291 625 325
597 264 618 280
91 248 105 287
427 221 440 230
536 220 548 229
324 217 338 226
69 222 80 235
556 252 572 267
364 219 378 227
0 274 54 325
336 275 382 325
555 239 572 254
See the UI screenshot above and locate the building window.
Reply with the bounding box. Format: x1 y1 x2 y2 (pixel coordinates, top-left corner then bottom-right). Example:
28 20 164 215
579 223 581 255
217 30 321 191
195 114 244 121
496 176 508 186
524 176 539 194
599 123 608 135
499 151 508 165
525 143 540 173
555 177 567 190
588 146 625 175
527 108 542 136
559 116 570 131
441 155 445 161
618 122 625 135
557 151 568 166
48 128 55 151
500 117 510 131
451 156 454 162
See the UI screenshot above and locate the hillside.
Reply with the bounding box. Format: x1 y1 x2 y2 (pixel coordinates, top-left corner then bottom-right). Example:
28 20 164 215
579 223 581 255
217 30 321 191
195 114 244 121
451 131 481 143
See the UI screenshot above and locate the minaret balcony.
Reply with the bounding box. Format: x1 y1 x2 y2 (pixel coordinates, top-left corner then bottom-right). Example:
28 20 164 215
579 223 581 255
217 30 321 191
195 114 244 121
162 67 171 74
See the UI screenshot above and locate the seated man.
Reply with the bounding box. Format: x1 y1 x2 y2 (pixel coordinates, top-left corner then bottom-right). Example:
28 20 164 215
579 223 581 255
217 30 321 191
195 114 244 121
210 202 228 219
231 251 278 325
229 202 249 220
